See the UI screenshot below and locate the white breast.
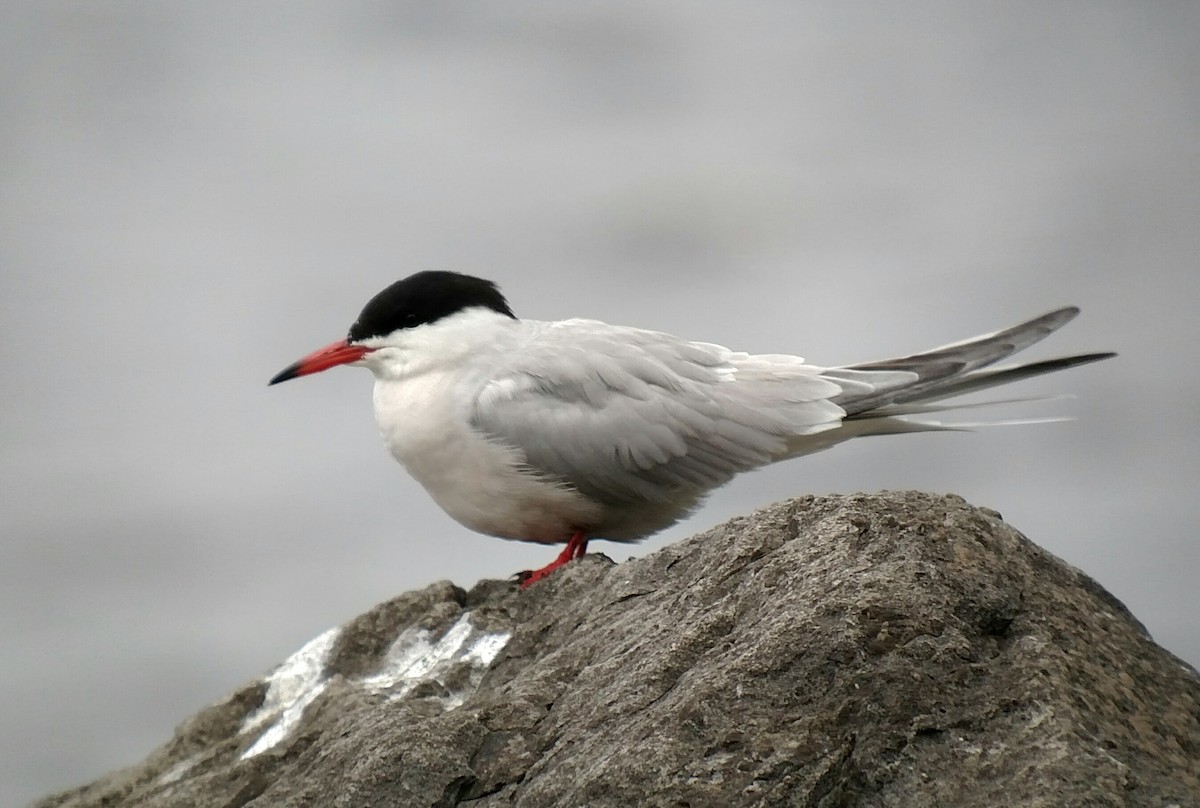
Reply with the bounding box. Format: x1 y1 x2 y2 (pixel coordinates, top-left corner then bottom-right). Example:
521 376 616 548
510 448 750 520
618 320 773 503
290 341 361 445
371 370 603 544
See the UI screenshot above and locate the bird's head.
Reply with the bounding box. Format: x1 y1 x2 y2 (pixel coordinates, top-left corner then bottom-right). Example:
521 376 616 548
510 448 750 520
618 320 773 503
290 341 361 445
268 271 516 385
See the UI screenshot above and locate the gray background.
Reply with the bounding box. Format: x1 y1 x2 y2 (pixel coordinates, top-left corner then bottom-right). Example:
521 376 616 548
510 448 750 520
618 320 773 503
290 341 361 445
2 3 1196 805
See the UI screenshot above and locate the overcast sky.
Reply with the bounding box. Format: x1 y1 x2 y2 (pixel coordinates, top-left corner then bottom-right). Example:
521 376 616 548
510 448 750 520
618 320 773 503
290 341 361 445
3 3 1197 805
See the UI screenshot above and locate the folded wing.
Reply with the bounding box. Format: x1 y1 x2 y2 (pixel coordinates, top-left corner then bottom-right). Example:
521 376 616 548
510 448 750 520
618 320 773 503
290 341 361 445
470 320 846 505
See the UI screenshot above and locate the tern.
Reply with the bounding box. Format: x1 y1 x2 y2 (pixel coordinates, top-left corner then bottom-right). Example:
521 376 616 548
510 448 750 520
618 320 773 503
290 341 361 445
269 271 1113 586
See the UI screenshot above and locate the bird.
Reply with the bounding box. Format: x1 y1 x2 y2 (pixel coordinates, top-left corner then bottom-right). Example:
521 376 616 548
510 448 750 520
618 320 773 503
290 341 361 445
269 271 1113 586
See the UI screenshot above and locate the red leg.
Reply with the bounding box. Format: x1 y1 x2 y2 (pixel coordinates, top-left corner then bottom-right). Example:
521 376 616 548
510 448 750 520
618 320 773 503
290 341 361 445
518 531 590 588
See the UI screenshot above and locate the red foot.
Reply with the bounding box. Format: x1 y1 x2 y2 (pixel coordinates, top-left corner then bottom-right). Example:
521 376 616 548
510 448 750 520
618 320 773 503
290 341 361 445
518 531 589 588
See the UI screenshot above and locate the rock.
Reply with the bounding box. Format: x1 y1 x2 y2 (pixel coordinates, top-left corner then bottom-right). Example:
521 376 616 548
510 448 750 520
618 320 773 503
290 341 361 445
32 492 1200 808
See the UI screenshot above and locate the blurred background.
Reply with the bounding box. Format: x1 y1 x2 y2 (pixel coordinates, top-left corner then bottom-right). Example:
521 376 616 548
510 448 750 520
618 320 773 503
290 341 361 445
2 2 1196 804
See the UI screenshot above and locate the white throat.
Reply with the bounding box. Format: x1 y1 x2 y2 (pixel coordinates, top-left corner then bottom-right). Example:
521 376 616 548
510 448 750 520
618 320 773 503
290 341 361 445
362 308 600 542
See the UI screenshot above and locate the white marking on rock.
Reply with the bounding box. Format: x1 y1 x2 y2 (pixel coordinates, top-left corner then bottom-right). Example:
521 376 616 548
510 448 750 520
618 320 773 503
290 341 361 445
362 613 512 708
235 614 510 759
240 626 340 759
155 751 205 785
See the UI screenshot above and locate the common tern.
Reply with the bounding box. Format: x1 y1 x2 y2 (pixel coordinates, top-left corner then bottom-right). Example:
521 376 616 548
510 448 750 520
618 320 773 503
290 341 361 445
269 271 1113 586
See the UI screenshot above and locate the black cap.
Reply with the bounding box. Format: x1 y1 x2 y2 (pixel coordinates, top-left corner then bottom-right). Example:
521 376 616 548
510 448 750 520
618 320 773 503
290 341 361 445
347 271 516 342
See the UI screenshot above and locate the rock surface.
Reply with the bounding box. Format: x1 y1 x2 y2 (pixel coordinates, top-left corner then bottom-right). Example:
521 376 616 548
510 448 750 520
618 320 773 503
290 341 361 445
34 492 1200 808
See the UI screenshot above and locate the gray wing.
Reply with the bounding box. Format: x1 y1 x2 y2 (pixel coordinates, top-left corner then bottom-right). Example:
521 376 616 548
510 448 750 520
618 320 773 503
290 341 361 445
469 320 847 505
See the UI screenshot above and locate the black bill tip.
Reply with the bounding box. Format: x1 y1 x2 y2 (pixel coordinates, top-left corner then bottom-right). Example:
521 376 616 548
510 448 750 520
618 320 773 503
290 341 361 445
268 364 302 386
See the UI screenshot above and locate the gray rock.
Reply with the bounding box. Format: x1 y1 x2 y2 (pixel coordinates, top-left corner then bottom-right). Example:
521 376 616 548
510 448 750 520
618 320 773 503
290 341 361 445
32 492 1200 808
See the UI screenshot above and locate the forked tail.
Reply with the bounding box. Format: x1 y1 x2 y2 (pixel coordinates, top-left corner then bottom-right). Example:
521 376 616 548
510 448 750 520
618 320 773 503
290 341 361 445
823 307 1114 425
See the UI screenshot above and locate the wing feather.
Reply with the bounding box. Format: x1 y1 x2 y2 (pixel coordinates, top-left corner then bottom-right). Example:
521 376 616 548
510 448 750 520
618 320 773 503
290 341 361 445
469 320 846 505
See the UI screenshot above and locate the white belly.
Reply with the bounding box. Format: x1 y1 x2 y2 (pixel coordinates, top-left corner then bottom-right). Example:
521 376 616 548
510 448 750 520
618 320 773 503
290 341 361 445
372 372 602 543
